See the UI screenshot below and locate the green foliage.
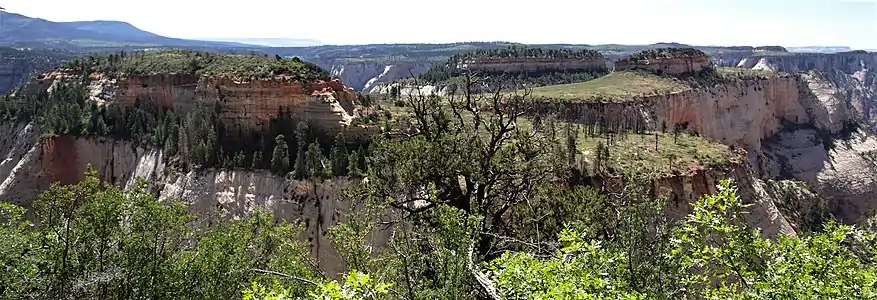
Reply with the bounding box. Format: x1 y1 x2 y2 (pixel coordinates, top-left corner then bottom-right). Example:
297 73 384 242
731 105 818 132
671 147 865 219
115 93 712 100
488 231 645 299
308 271 392 300
330 133 349 176
488 180 877 299
61 50 330 82
242 270 391 300
271 134 290 174
0 166 318 299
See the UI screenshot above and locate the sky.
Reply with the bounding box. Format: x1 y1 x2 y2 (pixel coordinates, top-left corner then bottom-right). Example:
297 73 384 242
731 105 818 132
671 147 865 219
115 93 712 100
2 0 876 49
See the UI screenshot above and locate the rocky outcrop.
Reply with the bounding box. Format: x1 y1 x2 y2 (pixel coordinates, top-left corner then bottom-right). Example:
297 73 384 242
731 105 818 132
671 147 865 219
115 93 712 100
27 70 367 134
615 55 710 75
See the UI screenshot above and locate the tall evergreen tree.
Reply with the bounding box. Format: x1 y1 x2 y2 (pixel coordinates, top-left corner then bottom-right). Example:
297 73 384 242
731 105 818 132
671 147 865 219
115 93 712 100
330 133 348 176
305 142 328 179
271 134 290 175
293 121 310 178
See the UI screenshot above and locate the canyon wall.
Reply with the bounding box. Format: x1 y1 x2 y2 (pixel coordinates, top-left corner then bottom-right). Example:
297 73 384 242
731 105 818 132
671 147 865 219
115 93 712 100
326 61 433 91
735 52 877 132
26 70 373 135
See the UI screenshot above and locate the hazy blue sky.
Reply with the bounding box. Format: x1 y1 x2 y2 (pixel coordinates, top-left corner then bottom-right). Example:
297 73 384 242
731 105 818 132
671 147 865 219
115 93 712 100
3 0 876 48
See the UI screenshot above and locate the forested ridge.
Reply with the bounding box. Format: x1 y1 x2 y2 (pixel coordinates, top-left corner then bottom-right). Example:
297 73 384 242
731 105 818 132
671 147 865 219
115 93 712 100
1 53 876 299
61 50 330 82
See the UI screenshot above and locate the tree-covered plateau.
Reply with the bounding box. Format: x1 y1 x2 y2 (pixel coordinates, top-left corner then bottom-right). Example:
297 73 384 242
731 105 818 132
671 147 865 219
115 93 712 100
416 46 608 87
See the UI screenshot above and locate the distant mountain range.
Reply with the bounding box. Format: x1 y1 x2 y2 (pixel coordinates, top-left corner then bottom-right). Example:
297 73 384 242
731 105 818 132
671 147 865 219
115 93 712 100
0 11 258 48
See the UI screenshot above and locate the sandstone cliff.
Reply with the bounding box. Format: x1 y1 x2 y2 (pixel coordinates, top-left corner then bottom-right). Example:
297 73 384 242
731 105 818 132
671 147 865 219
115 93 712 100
735 52 877 133
27 69 368 134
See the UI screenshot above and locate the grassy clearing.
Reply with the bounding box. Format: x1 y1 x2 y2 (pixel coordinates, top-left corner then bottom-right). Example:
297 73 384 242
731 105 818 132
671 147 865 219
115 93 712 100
529 71 689 102
575 130 737 176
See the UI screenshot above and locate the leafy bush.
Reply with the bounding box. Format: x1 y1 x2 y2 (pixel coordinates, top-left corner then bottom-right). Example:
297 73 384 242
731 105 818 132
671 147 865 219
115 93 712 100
0 166 318 299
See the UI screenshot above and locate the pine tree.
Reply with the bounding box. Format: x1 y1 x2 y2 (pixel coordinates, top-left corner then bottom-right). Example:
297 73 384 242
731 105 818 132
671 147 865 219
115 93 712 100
566 125 577 168
305 142 328 179
293 121 310 178
330 133 348 176
347 150 361 177
271 134 290 175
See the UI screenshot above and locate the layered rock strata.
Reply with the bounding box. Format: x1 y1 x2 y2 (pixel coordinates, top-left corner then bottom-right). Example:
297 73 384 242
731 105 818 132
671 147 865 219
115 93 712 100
26 70 370 135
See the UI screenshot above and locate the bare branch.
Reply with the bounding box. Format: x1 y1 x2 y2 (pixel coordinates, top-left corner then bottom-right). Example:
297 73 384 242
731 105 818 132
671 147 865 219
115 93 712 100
249 269 319 286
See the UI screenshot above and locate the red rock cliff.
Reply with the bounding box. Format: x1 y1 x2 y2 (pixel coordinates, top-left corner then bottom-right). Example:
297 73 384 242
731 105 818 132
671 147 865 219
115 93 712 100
33 71 367 134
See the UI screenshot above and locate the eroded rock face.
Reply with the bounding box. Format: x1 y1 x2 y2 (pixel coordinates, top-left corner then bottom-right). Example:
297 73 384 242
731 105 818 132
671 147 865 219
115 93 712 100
29 70 364 134
328 61 433 91
740 53 877 131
